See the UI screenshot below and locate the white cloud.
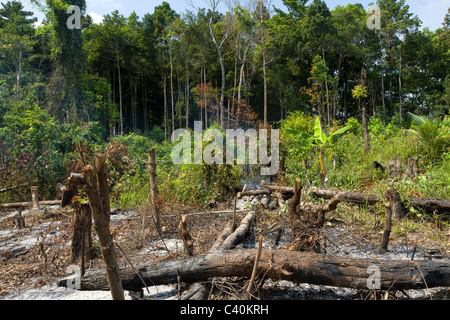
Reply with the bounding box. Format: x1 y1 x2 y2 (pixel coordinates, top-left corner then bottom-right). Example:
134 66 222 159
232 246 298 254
89 12 104 24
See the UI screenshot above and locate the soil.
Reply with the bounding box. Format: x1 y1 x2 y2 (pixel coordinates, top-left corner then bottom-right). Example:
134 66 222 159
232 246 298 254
0 199 449 300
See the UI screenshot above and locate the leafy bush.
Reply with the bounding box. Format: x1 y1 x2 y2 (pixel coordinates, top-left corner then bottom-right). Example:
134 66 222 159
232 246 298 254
0 91 101 199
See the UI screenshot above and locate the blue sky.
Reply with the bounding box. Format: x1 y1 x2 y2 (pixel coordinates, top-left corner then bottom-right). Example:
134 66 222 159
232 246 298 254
23 0 449 31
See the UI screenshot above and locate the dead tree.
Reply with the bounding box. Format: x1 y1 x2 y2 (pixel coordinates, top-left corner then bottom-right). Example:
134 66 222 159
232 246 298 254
31 186 40 211
179 215 193 256
148 149 160 233
379 191 393 253
68 151 125 300
71 201 93 264
61 184 78 208
287 179 343 252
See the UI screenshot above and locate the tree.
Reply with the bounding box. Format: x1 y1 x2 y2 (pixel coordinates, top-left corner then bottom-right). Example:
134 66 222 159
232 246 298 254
206 0 234 128
255 1 271 127
0 1 37 93
42 0 87 123
377 0 421 119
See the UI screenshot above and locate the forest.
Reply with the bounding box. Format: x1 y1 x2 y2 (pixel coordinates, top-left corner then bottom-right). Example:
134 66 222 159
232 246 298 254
0 0 449 301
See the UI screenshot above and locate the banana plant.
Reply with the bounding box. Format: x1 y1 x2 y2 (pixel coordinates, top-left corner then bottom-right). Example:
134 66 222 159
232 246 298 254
286 117 351 184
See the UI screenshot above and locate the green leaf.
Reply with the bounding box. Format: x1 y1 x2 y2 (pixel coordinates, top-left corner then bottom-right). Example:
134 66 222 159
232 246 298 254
314 117 327 147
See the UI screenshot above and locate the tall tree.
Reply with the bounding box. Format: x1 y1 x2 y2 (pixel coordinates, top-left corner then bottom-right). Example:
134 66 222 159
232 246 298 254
0 1 37 93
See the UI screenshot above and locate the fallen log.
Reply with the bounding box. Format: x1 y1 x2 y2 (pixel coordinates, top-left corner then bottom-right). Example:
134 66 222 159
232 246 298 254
237 190 270 198
58 249 450 292
262 184 450 215
219 211 256 250
0 200 61 209
410 198 450 215
311 189 381 205
0 183 29 194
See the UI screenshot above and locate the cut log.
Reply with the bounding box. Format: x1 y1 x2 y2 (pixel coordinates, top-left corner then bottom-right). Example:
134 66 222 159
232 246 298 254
0 200 61 209
210 221 234 251
311 189 380 205
237 190 270 198
219 211 256 251
58 249 450 292
410 198 450 215
259 183 295 194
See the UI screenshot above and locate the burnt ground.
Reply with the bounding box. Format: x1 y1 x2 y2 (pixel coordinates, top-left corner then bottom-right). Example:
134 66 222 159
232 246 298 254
0 200 449 300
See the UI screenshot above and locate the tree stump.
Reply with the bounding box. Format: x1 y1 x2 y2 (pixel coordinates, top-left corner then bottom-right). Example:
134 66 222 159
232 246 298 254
61 184 78 208
179 215 193 256
404 158 419 180
71 202 93 263
287 179 343 253
388 158 404 179
31 186 40 211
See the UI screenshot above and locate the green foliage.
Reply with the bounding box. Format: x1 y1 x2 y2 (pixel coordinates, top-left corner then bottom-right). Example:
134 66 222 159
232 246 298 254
408 113 450 162
0 85 100 199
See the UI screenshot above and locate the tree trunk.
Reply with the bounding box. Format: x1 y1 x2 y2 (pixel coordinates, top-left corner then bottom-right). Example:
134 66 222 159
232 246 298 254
148 149 160 233
71 202 93 264
359 66 370 154
170 50 175 132
68 152 125 300
117 50 123 136
59 249 450 292
179 215 193 256
261 8 268 127
209 15 226 128
379 194 392 253
186 51 190 130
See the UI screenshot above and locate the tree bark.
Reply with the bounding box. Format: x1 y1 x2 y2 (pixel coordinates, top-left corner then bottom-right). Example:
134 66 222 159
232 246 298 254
58 249 450 292
379 197 392 253
71 202 93 263
179 215 193 256
61 184 78 208
148 149 160 232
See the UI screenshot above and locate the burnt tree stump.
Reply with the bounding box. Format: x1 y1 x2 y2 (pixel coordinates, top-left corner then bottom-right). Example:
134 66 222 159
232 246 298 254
71 202 93 264
388 158 404 179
